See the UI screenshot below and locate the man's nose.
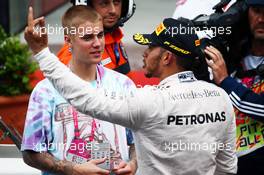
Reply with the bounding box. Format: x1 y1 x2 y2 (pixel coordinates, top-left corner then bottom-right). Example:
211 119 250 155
108 2 116 14
258 15 264 22
256 9 264 22
93 37 101 47
143 49 149 58
142 52 147 58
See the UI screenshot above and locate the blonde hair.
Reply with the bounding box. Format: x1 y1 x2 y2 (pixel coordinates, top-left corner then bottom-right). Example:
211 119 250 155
62 5 101 35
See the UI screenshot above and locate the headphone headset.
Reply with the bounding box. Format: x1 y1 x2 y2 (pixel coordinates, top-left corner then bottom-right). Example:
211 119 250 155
70 0 136 29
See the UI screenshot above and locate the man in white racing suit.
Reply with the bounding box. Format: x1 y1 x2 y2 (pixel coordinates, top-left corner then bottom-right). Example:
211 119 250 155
25 10 237 175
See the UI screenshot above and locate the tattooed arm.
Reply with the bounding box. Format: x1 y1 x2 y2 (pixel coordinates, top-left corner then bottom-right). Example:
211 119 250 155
128 144 138 174
22 150 109 175
129 145 137 169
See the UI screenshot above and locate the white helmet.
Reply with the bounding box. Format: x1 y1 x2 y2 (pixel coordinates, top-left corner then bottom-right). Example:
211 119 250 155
71 0 136 27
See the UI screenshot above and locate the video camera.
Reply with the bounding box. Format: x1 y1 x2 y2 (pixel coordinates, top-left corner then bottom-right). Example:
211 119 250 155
191 0 248 27
177 0 249 72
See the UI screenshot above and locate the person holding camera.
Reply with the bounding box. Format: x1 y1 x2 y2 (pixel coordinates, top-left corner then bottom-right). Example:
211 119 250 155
205 0 264 174
24 8 238 173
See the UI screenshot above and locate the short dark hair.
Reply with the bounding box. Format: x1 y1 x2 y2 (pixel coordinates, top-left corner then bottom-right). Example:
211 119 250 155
174 54 193 71
174 53 210 82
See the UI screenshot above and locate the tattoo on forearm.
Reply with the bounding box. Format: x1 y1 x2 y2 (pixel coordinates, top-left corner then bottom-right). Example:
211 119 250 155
23 151 74 175
129 145 137 164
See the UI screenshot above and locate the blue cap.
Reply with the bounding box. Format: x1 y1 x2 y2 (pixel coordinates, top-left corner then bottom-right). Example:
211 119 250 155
246 0 264 6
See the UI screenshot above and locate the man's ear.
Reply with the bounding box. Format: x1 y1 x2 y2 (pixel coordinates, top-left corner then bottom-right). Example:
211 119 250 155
161 51 173 66
64 35 72 46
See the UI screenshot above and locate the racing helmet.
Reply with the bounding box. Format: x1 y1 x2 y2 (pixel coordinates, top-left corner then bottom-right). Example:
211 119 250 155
70 0 136 27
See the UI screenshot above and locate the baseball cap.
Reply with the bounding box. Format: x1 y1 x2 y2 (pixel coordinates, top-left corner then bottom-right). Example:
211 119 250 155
246 0 264 6
133 18 203 59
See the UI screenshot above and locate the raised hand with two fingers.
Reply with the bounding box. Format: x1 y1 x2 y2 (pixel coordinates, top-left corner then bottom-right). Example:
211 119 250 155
24 6 48 55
